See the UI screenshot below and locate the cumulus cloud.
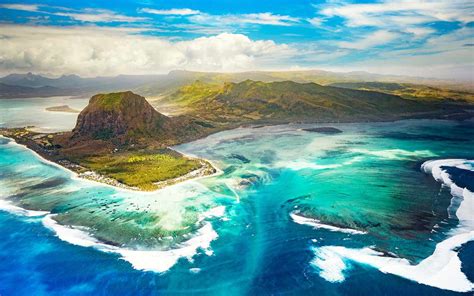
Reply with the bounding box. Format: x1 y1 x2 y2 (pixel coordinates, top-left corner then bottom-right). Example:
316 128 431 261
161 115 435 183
0 25 295 77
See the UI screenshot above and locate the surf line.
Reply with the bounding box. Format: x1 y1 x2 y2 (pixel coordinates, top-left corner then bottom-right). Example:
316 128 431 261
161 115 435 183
309 159 474 293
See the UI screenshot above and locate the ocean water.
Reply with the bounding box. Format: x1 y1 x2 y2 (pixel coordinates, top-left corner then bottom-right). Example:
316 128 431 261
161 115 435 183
0 97 88 132
0 101 473 295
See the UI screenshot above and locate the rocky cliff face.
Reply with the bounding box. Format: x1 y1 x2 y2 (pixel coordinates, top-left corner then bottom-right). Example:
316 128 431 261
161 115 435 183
71 91 176 143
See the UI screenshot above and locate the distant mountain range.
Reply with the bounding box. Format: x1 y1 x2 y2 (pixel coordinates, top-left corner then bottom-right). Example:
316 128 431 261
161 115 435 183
135 70 474 98
1 70 472 101
0 82 78 98
0 72 163 98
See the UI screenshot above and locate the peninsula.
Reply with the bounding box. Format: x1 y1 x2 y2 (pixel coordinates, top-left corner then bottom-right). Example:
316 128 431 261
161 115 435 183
1 80 473 191
2 91 216 191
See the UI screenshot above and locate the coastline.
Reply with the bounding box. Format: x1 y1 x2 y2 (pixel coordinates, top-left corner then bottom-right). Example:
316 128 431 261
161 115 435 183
1 118 474 290
0 134 228 273
0 134 222 194
1 116 472 193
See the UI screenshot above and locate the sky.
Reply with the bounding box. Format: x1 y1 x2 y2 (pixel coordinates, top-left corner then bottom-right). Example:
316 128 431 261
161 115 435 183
0 0 473 80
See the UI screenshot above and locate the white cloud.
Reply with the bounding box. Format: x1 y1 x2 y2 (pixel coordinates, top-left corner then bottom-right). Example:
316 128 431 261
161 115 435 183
1 4 147 23
405 27 436 37
0 25 295 77
54 9 148 22
189 12 300 27
320 1 474 28
308 17 324 26
328 27 474 80
0 4 39 12
338 30 399 49
139 8 200 16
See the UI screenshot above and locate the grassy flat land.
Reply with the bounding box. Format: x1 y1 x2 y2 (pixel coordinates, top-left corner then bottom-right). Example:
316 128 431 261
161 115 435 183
73 150 203 191
0 128 208 191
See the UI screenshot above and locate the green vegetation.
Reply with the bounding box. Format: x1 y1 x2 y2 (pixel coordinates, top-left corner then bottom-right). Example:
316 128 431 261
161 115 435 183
135 70 473 100
329 82 474 103
92 92 128 110
165 80 223 106
79 150 202 191
160 80 448 123
7 80 471 192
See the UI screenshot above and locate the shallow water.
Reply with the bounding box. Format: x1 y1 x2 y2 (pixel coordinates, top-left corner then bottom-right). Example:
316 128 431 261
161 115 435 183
0 100 473 295
0 96 88 132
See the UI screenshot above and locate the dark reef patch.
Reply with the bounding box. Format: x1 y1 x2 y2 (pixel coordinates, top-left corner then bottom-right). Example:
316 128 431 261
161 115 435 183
303 127 343 134
229 153 251 164
24 177 68 190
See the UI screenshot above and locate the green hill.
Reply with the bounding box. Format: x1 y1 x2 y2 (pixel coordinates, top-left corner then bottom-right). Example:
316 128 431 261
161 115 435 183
70 91 214 147
134 70 474 100
5 84 471 191
329 82 474 103
160 80 468 124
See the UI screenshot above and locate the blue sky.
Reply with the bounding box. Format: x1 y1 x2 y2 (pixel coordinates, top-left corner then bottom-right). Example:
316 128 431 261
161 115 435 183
0 0 473 80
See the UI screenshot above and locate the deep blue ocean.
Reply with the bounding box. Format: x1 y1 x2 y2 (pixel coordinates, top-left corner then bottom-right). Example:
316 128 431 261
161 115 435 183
0 98 473 295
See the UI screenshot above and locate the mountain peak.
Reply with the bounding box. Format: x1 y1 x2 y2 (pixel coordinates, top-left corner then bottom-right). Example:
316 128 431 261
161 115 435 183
72 91 170 143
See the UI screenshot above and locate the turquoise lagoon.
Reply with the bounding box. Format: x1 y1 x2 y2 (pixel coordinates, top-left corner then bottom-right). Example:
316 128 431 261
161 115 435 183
0 100 473 295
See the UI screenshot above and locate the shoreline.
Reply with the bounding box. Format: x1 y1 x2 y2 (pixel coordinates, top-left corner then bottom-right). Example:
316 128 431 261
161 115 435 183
1 116 472 193
1 134 222 195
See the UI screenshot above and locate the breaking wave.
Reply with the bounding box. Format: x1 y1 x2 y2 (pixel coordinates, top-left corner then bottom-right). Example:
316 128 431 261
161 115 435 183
290 212 367 235
310 159 474 292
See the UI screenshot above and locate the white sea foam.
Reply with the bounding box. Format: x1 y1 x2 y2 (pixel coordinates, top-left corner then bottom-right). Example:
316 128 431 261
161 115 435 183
290 212 366 235
312 231 474 292
281 156 364 171
351 148 435 160
310 159 474 292
199 206 226 222
189 267 201 274
2 136 222 273
0 199 48 217
311 247 348 282
283 161 341 170
43 214 218 273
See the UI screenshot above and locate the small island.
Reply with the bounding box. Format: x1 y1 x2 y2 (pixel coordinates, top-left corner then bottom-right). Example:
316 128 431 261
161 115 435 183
46 105 80 113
